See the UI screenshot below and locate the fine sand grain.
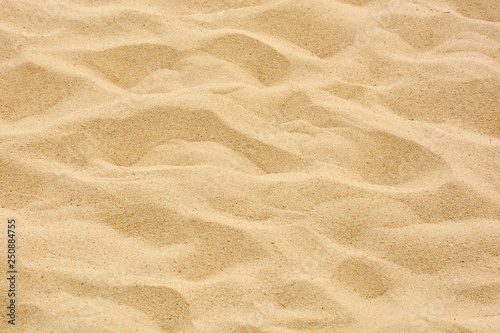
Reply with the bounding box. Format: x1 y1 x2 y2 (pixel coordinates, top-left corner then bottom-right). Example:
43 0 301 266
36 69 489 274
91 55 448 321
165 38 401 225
1 0 499 332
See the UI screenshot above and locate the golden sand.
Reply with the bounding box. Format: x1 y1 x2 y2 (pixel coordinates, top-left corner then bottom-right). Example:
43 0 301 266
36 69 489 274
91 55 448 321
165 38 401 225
1 0 499 332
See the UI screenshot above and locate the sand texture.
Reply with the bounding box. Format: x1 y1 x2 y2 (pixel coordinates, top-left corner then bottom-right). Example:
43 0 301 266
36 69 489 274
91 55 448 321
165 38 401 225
1 0 499 332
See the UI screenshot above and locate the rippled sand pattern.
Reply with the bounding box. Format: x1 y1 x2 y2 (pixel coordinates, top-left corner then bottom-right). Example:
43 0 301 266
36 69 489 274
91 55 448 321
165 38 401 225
1 0 499 332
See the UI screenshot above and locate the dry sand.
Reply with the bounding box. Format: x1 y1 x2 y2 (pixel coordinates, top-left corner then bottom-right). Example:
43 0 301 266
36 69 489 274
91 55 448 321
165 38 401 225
1 0 500 332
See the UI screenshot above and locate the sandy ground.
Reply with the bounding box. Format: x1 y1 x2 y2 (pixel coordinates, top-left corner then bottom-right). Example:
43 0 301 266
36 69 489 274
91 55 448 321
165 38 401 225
1 0 499 332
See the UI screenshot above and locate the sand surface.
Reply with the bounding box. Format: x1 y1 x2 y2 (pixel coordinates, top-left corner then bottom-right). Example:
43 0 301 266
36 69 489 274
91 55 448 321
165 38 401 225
1 0 499 332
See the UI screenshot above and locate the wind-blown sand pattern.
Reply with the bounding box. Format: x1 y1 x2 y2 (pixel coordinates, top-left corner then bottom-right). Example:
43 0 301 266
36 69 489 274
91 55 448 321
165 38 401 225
1 0 499 332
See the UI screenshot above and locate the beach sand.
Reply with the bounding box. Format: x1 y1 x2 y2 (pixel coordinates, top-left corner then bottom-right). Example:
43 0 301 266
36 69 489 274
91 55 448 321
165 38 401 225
1 0 499 332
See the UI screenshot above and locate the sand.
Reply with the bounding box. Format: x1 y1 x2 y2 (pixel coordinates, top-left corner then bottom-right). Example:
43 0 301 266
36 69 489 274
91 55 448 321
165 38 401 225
1 0 499 332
